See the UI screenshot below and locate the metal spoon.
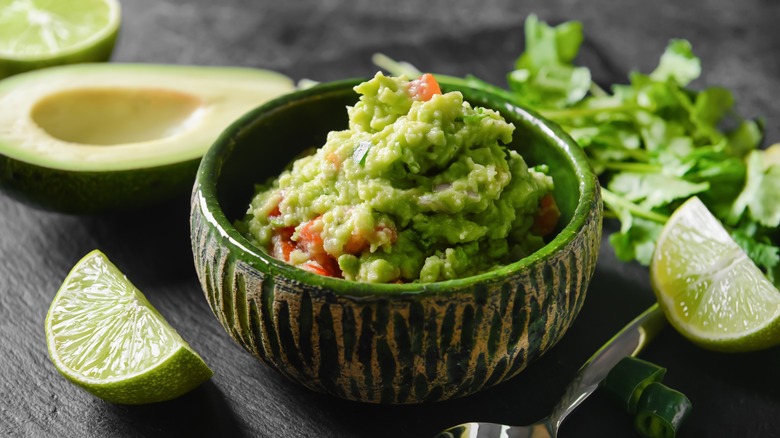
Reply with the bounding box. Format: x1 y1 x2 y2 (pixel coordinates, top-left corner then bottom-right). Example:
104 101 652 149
436 303 667 438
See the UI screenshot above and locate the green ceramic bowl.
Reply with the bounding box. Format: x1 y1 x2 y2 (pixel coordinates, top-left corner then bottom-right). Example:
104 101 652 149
190 79 602 404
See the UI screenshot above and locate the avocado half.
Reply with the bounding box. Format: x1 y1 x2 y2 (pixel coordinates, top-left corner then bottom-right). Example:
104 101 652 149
0 63 294 214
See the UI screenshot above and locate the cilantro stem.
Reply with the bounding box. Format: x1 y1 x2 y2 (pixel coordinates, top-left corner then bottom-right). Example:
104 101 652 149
601 162 662 173
372 53 421 77
539 103 639 120
601 188 670 224
589 82 609 97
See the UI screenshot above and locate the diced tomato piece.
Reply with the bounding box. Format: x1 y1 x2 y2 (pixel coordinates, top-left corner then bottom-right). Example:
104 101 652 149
300 260 340 277
310 250 340 274
270 226 296 261
326 152 341 169
531 194 561 236
268 194 285 218
296 215 342 276
267 215 343 278
342 223 398 255
297 216 325 253
343 232 368 255
300 261 329 276
408 73 442 101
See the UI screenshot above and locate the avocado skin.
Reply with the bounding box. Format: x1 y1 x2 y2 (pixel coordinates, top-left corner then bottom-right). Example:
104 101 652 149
0 153 199 214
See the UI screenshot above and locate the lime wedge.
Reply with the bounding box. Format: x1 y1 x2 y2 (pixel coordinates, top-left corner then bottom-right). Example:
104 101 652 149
45 250 213 404
650 196 780 352
0 0 121 78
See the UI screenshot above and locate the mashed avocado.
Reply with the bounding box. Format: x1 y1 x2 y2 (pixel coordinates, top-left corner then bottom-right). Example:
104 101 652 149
241 72 556 283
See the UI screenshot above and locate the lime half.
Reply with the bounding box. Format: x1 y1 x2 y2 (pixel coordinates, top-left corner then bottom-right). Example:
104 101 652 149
45 250 212 404
0 0 121 78
650 197 780 352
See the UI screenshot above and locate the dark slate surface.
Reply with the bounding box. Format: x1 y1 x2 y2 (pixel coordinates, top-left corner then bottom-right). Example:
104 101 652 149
2 0 780 436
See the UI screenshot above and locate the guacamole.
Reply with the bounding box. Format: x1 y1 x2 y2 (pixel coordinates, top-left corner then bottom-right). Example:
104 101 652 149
241 73 558 283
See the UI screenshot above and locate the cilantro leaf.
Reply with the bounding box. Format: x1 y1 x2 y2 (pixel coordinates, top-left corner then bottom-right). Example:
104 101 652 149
609 218 664 265
515 15 584 70
727 119 764 158
508 14 591 108
601 187 668 264
693 87 734 127
649 39 702 86
608 172 709 209
730 146 780 227
455 107 491 124
353 141 372 166
731 225 780 274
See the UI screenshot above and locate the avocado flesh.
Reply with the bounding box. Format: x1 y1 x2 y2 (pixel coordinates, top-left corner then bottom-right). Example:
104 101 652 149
31 87 202 146
0 63 294 213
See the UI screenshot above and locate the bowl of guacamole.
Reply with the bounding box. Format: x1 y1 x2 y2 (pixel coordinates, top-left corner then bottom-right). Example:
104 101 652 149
239 73 559 283
190 74 602 403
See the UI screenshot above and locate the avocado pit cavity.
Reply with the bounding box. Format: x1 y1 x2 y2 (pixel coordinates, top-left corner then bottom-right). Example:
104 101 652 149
31 88 203 146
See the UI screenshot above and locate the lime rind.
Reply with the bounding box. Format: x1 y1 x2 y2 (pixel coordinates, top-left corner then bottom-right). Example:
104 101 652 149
651 197 780 352
45 250 213 404
54 344 214 405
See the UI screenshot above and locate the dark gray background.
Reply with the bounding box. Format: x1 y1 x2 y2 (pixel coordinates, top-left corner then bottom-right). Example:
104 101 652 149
2 0 780 436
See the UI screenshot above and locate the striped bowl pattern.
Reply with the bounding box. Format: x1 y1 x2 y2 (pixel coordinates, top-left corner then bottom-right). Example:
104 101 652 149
190 189 601 404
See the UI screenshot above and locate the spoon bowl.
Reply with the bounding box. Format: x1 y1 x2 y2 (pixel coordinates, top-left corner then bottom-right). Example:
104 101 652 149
436 305 666 437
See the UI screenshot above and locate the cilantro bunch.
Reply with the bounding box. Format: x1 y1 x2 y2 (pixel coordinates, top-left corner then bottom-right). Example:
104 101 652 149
373 15 780 284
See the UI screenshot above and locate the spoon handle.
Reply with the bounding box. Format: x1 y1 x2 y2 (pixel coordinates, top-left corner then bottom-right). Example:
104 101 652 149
548 303 667 432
